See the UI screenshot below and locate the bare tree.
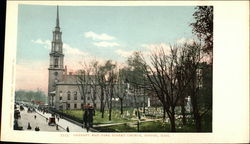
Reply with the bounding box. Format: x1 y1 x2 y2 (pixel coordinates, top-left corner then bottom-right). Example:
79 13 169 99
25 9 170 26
75 62 92 107
104 61 117 121
139 44 193 132
89 60 99 108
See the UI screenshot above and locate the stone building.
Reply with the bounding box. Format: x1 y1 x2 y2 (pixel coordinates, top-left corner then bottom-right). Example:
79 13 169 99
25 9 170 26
48 7 149 110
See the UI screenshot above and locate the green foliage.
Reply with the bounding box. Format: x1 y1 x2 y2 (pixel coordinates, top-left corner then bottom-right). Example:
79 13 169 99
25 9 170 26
15 89 47 103
199 63 212 110
62 108 135 125
201 110 212 132
191 6 213 54
98 120 198 132
126 51 147 86
61 109 211 132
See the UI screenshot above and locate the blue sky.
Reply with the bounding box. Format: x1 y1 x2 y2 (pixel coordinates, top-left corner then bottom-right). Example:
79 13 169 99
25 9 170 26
16 4 196 92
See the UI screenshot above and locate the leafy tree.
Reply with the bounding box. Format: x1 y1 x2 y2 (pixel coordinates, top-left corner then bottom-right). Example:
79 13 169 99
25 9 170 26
115 68 129 115
191 6 213 59
15 89 46 103
126 52 147 119
190 6 213 131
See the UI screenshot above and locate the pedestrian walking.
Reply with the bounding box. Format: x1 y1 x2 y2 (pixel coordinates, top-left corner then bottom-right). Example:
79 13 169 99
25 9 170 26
27 122 32 130
35 126 40 131
83 108 89 128
56 124 59 130
66 126 69 132
57 117 59 122
34 115 36 119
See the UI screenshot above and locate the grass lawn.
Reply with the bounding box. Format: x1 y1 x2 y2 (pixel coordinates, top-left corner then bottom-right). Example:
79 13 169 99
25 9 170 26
96 120 197 132
60 108 211 132
61 108 136 125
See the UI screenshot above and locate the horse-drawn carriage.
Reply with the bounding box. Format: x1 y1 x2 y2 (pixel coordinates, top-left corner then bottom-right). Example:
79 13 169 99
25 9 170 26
48 115 56 126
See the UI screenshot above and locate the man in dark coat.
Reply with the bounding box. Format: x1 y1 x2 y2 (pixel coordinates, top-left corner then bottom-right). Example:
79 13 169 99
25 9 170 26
83 109 88 128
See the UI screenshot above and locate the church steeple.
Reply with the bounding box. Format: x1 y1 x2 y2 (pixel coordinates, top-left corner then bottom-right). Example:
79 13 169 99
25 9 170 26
49 5 64 69
56 5 60 28
48 6 65 108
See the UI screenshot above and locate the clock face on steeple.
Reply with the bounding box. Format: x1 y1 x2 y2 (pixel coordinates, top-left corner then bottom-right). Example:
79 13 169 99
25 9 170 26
54 72 58 76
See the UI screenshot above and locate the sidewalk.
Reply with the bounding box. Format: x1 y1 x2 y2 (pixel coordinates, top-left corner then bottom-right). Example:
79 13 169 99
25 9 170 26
36 109 88 132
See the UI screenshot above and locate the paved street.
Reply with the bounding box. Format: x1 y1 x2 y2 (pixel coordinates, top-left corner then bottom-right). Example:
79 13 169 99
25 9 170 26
36 110 88 132
17 106 63 132
16 105 88 132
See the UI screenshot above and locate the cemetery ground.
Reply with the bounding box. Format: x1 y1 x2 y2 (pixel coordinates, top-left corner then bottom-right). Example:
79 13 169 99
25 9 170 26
60 107 212 132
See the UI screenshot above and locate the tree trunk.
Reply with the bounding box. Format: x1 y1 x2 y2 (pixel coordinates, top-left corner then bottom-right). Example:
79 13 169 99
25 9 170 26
163 107 166 121
143 96 145 114
191 93 202 132
120 99 123 115
170 111 176 132
109 84 114 121
109 95 112 121
181 98 187 125
195 115 202 132
101 107 104 118
100 87 104 118
109 103 112 121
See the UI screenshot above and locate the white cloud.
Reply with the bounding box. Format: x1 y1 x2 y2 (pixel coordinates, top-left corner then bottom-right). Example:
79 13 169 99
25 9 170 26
176 37 195 45
93 41 119 47
115 49 133 58
31 39 51 49
62 43 90 71
141 43 171 56
63 43 89 57
84 31 115 41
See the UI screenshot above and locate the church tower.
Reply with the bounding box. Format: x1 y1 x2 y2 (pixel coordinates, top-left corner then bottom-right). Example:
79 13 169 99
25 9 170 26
48 6 64 107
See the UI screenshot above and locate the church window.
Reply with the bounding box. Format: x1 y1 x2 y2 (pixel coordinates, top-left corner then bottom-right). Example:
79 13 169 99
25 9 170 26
59 97 62 100
59 105 63 110
67 91 71 100
67 103 70 109
54 57 59 68
74 92 77 100
74 103 77 109
55 45 58 51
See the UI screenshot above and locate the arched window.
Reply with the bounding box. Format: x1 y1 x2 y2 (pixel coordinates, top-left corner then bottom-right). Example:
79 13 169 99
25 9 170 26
67 91 71 100
54 57 59 68
74 92 77 100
